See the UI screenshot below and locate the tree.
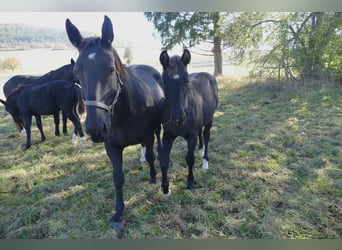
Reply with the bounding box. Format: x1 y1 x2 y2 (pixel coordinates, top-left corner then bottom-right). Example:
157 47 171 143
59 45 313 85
250 12 342 82
145 12 225 76
123 46 133 65
144 12 265 76
1 57 21 71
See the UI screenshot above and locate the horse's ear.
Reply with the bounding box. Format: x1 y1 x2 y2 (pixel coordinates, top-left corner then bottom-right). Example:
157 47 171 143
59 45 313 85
0 99 7 106
159 50 170 68
101 15 114 48
181 49 191 66
70 58 75 65
65 18 83 48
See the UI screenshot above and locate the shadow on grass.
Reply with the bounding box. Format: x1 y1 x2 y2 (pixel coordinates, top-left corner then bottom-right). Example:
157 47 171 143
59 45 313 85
0 79 341 239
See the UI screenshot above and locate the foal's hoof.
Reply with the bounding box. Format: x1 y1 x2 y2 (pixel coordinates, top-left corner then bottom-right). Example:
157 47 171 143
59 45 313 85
110 221 123 231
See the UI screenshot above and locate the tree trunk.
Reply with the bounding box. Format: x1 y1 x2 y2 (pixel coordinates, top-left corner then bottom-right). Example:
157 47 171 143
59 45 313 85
212 13 223 76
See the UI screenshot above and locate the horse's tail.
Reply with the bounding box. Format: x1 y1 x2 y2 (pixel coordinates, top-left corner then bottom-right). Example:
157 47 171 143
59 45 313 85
74 83 85 115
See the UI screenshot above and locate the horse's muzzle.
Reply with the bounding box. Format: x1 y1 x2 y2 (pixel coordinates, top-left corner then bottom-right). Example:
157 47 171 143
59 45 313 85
171 113 186 127
85 122 108 143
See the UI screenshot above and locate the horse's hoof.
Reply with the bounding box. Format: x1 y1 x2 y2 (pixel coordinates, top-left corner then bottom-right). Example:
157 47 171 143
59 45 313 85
186 183 194 190
110 221 123 231
161 189 172 197
149 177 156 184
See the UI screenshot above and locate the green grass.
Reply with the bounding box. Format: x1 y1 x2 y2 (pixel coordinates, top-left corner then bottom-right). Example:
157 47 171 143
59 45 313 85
0 78 341 239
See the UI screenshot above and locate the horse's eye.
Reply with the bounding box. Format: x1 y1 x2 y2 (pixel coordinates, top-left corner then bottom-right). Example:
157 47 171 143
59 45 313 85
109 66 115 75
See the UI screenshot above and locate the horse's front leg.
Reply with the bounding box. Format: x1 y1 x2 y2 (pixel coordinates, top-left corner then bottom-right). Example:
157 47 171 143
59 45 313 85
185 133 197 189
104 142 125 230
35 115 46 142
159 131 176 195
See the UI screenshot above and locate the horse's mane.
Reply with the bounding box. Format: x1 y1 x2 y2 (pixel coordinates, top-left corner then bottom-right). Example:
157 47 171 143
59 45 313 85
7 84 30 100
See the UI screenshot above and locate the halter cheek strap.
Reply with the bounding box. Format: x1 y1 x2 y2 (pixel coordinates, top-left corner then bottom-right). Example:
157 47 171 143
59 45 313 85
83 70 123 114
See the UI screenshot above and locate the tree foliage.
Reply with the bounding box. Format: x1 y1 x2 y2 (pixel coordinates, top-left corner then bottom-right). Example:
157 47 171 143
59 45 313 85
1 57 21 71
250 12 342 82
145 12 341 82
145 12 225 76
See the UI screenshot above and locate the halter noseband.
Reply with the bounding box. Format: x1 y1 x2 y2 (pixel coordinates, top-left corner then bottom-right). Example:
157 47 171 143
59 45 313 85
83 70 123 115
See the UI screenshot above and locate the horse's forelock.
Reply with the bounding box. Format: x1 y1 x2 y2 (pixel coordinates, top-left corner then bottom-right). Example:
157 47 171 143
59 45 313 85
167 55 183 77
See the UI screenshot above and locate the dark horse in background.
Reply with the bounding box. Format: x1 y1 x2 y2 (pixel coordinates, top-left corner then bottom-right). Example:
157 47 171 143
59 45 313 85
65 15 164 230
1 80 85 149
2 59 78 135
159 49 218 195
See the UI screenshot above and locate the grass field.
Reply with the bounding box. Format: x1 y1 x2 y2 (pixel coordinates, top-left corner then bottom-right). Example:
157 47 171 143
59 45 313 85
0 77 341 239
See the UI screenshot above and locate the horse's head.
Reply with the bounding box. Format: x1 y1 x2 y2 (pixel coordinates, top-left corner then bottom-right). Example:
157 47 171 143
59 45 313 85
160 49 191 127
1 92 23 131
66 15 123 143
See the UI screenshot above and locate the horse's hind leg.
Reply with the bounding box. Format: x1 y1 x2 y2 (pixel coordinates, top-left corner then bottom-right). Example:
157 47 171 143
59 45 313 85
144 134 157 184
202 121 213 170
35 115 46 142
62 112 68 135
185 133 197 189
198 127 204 156
23 115 32 149
53 112 61 136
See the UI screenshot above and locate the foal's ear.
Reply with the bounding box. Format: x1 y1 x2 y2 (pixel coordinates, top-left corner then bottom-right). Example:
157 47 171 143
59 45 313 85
65 18 83 48
181 49 191 66
101 15 114 48
159 50 170 68
0 99 7 106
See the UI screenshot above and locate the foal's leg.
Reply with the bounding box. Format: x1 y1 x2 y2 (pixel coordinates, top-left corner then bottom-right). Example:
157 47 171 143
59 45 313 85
202 121 213 170
63 109 85 144
185 133 197 189
62 112 68 135
105 142 125 230
23 115 32 149
144 134 157 184
35 115 46 142
53 112 61 136
159 131 176 195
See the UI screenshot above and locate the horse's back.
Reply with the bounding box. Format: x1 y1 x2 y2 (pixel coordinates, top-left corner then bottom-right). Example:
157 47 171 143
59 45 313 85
189 72 218 112
3 75 38 97
126 64 164 108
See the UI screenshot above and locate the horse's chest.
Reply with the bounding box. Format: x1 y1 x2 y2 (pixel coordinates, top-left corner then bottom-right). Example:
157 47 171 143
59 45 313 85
108 127 144 147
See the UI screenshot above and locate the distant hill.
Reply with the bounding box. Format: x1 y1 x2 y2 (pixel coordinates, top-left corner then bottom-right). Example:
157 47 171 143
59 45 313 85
0 23 72 50
0 23 128 51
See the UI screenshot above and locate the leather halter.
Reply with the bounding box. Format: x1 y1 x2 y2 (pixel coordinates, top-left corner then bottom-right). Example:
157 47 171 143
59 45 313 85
83 70 123 115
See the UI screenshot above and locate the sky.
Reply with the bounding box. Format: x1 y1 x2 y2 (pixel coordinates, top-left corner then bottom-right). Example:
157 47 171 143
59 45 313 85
0 12 162 48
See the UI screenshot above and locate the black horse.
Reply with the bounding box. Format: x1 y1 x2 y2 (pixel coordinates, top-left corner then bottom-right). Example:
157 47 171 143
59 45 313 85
2 59 78 135
1 80 85 149
159 49 218 195
65 15 164 230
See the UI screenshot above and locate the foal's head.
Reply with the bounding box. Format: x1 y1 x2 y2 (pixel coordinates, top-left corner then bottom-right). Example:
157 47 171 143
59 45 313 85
66 15 124 142
159 49 191 127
